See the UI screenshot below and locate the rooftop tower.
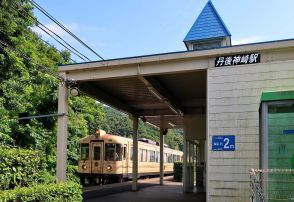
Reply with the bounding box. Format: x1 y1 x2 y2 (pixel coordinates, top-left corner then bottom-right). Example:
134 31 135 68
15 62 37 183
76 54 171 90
184 1 231 51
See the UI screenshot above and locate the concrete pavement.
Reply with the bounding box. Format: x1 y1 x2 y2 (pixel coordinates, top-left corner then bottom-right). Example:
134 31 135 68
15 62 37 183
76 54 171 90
83 177 206 202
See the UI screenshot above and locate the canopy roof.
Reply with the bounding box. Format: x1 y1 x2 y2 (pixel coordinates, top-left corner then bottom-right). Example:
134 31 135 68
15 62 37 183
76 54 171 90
59 39 294 128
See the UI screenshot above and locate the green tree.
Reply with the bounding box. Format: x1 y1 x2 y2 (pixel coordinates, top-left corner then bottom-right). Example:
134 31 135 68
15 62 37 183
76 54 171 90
0 0 106 170
67 96 106 164
103 106 133 137
103 107 183 150
0 0 183 182
0 0 60 150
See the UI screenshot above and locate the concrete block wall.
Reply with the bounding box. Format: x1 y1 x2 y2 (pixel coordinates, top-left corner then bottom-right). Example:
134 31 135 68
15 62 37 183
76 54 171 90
207 59 294 202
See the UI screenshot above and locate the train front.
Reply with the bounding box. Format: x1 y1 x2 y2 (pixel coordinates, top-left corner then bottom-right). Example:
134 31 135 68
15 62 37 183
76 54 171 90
78 130 128 184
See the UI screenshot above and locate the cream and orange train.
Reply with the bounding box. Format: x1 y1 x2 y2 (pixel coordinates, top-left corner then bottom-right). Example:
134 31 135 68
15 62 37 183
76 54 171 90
78 130 183 184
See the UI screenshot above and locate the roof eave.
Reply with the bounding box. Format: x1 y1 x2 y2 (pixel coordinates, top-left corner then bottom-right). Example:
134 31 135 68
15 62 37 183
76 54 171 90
59 38 294 71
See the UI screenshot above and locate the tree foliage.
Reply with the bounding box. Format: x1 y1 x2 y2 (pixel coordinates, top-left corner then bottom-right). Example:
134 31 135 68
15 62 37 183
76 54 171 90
0 0 106 170
104 107 183 150
0 0 183 180
0 146 51 190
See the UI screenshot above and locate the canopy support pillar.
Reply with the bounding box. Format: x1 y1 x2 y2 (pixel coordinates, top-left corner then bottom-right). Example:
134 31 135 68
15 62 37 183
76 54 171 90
132 116 139 191
160 116 164 185
56 73 68 182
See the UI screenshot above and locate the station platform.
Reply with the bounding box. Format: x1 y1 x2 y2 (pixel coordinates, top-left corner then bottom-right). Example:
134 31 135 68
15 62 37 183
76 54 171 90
83 176 206 202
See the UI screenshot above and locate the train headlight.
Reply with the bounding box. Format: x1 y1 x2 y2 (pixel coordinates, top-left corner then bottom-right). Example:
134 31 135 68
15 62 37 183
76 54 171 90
82 165 87 170
106 165 112 171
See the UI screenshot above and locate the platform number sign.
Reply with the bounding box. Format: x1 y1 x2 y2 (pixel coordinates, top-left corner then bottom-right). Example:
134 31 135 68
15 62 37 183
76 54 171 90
212 135 235 151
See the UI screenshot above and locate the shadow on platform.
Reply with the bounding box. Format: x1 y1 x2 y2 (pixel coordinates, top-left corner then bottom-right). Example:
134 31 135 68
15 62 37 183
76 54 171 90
83 177 206 202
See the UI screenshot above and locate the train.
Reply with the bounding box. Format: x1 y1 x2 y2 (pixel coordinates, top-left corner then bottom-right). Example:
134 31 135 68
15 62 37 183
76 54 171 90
78 129 183 184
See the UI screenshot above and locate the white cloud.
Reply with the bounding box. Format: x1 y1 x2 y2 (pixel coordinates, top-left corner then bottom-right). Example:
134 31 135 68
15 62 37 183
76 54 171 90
232 36 266 45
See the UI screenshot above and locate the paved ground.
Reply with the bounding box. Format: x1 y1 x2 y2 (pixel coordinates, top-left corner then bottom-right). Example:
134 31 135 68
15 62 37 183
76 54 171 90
83 177 206 202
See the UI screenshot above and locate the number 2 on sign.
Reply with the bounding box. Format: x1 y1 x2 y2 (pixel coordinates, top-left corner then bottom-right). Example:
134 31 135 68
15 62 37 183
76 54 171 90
224 138 230 149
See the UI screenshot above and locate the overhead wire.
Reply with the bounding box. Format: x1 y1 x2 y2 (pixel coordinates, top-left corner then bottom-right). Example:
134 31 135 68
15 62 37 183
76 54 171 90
0 5 77 63
0 38 66 82
9 0 91 62
36 23 88 62
10 0 89 62
29 0 104 61
38 37 77 64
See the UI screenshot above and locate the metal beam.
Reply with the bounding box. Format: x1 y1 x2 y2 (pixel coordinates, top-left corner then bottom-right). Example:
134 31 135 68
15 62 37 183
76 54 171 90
182 107 206 115
79 83 136 115
144 115 183 129
136 107 205 116
138 76 183 116
180 98 206 107
19 113 65 120
136 109 176 116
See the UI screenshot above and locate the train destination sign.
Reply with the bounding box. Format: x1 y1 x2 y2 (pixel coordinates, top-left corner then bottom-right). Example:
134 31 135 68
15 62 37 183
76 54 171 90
212 135 235 151
215 53 260 67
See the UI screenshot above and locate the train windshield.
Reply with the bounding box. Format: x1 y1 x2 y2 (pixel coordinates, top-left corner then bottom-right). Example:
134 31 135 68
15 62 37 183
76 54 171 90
80 143 89 160
105 143 122 161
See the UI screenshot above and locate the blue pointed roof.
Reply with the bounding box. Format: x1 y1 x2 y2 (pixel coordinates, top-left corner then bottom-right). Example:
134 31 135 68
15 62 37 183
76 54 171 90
184 1 231 42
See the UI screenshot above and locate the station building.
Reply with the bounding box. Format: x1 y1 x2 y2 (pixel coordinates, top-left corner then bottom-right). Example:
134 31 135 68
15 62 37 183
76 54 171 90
57 1 294 201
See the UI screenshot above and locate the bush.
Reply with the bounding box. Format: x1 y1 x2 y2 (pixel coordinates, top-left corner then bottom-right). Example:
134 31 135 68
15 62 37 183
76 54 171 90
0 182 82 202
173 161 183 182
67 165 79 183
0 133 14 146
0 146 46 190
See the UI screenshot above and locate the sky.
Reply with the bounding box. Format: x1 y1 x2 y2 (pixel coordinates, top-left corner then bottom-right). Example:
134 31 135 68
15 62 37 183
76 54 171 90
33 0 294 62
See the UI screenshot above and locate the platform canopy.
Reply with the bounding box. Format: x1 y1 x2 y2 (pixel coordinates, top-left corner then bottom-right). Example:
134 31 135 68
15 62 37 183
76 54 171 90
59 50 209 129
58 39 293 128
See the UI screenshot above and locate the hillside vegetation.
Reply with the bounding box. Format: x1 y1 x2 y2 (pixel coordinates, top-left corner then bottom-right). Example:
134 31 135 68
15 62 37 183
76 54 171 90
0 0 183 173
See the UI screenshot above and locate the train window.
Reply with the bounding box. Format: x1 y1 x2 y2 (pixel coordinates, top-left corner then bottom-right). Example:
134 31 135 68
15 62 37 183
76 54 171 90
164 153 167 163
139 149 143 162
105 143 123 161
150 151 155 162
140 149 147 162
105 143 116 161
155 152 159 162
116 144 122 161
81 144 89 160
123 145 126 160
130 146 133 160
143 149 147 162
93 146 100 160
168 154 172 163
173 154 177 162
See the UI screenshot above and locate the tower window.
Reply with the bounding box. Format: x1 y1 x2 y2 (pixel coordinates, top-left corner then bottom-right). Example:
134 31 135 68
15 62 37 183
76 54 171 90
192 40 222 50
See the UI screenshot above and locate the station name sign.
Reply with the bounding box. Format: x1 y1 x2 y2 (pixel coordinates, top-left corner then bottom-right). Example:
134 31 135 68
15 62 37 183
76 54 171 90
215 53 260 67
212 135 235 151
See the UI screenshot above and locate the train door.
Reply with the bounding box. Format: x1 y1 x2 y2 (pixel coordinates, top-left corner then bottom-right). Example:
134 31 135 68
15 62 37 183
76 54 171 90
122 144 128 178
91 142 103 174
